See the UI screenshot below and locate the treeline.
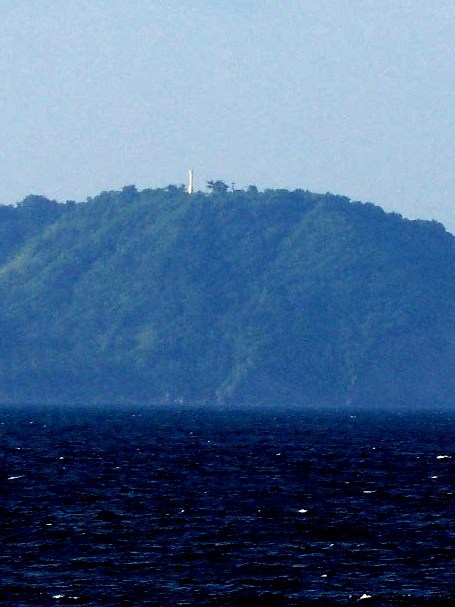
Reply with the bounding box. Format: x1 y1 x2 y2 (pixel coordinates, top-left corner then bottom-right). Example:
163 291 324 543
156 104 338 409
0 184 454 407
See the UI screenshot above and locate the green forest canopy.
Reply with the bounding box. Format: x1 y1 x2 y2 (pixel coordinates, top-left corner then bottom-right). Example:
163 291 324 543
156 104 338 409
0 184 454 407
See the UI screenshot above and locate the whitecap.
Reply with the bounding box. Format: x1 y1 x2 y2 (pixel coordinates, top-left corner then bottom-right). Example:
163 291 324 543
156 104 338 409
363 490 376 494
52 595 65 599
436 455 451 460
298 509 308 513
360 594 372 600
8 475 24 480
431 475 439 479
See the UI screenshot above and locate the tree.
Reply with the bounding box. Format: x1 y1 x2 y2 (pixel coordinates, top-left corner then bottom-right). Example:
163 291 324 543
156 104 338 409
207 180 229 194
166 184 186 193
18 194 58 210
121 185 139 202
17 195 60 221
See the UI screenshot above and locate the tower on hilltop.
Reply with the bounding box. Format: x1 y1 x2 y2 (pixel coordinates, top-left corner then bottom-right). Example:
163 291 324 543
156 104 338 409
188 170 194 195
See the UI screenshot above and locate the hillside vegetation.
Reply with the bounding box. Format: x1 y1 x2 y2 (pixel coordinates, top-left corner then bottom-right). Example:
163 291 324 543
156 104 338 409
0 185 454 407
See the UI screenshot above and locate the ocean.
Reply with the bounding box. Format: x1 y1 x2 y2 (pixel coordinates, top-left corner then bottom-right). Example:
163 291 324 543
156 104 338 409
1 404 454 606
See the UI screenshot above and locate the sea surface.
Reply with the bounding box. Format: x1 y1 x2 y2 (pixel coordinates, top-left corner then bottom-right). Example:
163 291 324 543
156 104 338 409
1 404 454 606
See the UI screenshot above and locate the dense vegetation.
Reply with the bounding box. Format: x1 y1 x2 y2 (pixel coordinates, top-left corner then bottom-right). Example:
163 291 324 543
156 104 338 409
0 185 454 407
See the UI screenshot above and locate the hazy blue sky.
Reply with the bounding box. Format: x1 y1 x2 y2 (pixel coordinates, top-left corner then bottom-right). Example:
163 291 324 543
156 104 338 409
0 0 454 230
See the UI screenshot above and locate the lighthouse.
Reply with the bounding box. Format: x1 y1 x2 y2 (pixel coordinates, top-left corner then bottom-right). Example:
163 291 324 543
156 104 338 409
188 170 194 195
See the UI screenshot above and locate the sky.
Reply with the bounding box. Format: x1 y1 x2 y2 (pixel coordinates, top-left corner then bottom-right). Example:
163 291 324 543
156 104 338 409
0 0 454 230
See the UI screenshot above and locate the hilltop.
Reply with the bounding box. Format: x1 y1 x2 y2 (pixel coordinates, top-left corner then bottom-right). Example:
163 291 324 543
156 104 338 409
0 185 454 407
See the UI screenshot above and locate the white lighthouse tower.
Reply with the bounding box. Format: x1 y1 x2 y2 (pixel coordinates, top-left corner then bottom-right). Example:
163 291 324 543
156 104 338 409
188 169 194 195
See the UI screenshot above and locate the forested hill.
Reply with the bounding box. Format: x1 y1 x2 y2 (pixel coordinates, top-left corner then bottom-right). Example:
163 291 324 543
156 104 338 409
0 185 454 407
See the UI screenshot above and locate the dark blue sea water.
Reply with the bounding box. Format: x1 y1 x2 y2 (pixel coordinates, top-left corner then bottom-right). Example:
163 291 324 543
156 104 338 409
1 405 454 606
